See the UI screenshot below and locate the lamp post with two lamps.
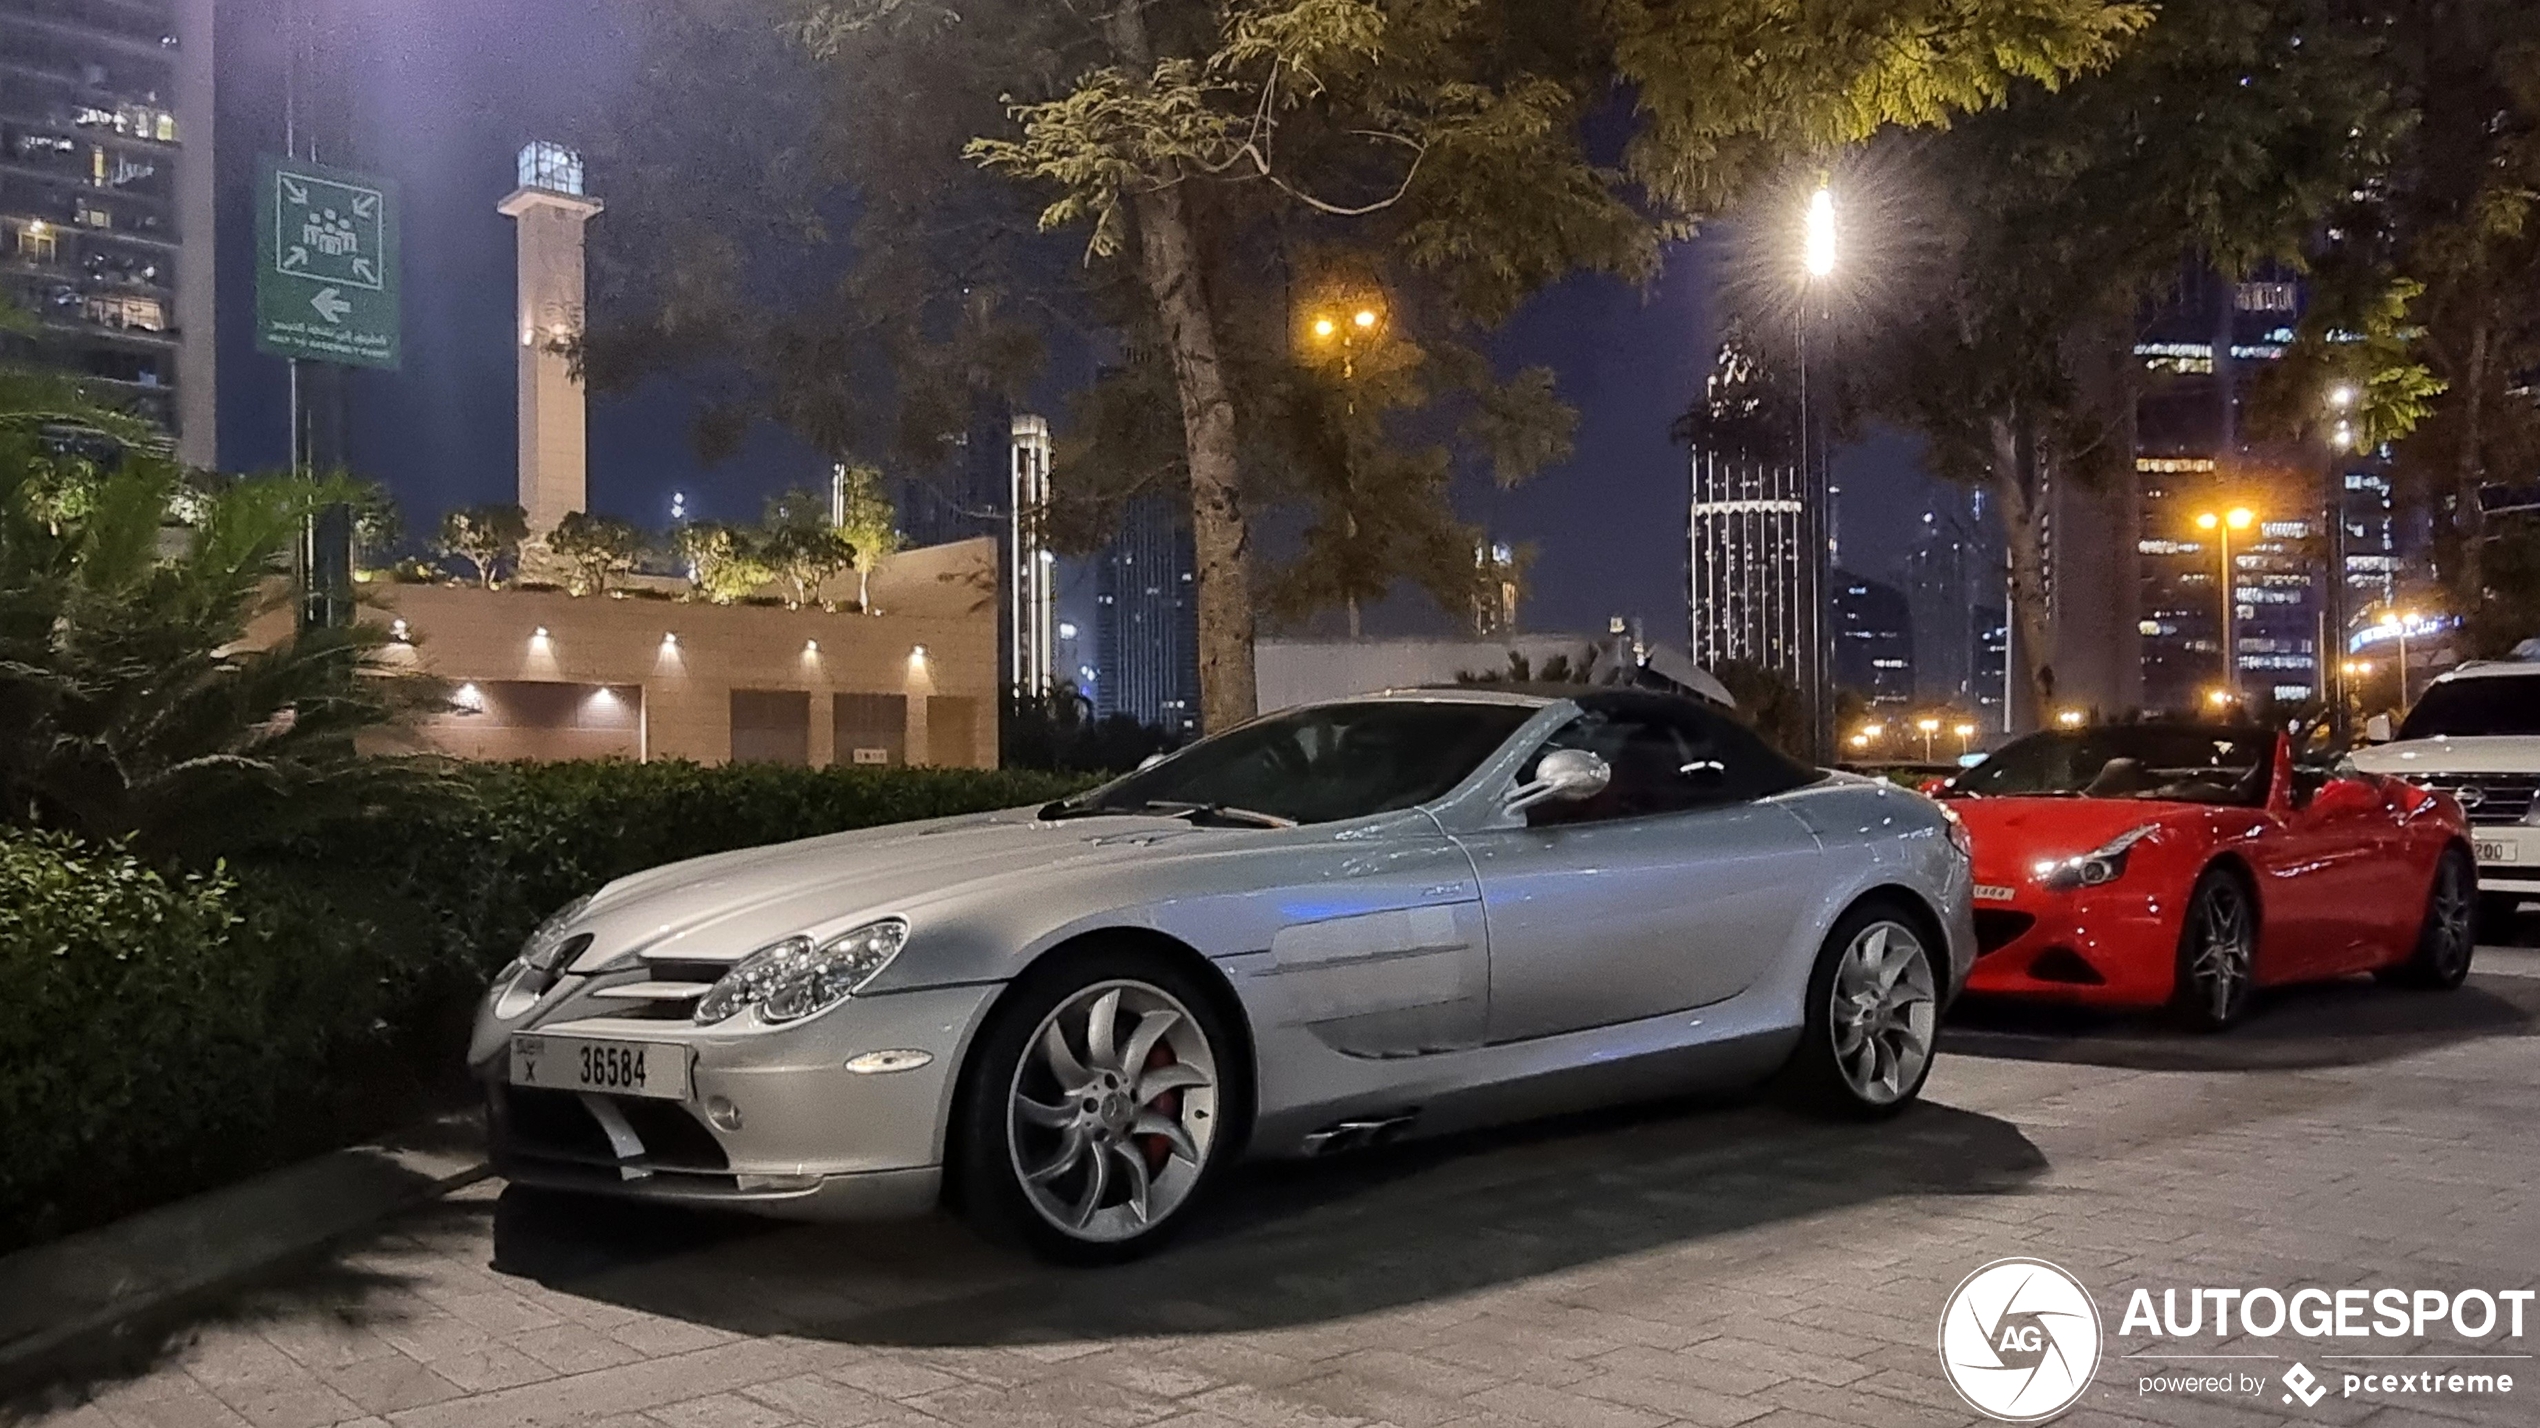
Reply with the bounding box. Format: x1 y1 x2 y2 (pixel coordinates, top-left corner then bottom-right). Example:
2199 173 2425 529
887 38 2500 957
1303 297 1388 638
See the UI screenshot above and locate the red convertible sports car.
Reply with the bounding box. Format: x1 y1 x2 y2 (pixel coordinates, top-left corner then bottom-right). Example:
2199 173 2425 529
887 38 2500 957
1932 723 2477 1029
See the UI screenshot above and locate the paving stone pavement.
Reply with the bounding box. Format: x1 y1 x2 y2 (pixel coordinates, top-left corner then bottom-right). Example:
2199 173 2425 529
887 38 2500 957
14 944 2540 1428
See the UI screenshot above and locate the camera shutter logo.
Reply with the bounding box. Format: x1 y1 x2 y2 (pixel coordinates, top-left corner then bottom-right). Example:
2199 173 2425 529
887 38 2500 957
1938 1258 2103 1422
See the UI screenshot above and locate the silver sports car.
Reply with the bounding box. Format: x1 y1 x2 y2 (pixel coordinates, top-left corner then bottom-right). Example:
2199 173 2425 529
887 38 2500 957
470 687 1976 1260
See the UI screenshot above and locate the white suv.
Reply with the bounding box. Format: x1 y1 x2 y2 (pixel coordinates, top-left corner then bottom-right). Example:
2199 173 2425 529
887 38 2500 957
2349 654 2540 933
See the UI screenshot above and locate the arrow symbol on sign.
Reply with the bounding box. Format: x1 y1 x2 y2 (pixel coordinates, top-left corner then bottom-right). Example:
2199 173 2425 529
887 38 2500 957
350 257 376 283
281 176 308 204
310 287 352 324
352 194 377 218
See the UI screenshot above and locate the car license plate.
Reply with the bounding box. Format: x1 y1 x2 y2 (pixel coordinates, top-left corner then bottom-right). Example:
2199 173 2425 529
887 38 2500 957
2474 838 2515 865
509 1034 691 1101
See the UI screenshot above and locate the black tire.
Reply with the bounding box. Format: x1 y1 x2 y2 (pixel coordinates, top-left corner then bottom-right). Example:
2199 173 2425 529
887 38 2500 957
2382 848 2478 990
949 944 1245 1264
2170 867 2258 1031
1776 899 1942 1119
2479 893 2523 945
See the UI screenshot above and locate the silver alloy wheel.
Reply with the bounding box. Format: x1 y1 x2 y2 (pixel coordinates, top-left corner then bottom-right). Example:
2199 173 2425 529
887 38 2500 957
1830 921 1937 1106
2189 880 2254 1021
2429 856 2475 977
1006 980 1219 1244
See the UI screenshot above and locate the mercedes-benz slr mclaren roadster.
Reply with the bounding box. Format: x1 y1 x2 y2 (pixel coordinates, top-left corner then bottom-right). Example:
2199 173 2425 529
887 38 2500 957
471 687 1977 1259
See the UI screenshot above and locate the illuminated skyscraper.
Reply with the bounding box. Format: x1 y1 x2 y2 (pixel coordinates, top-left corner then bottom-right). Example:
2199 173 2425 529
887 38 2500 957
1095 497 1200 740
1680 331 1807 686
0 0 218 465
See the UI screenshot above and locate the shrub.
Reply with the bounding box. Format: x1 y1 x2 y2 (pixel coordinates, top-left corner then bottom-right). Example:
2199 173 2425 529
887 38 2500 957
0 832 438 1248
1 761 1097 1252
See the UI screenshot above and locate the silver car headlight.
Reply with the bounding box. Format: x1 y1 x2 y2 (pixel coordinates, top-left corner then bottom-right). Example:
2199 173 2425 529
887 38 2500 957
515 894 595 975
694 918 909 1027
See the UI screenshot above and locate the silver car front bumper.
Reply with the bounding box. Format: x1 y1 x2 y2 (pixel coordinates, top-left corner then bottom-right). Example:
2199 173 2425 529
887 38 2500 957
477 982 999 1220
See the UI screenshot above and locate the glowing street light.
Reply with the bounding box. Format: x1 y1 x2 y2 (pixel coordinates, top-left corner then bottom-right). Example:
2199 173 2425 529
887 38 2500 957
1953 721 1977 756
1307 297 1386 379
2056 709 2087 729
2194 506 2256 702
1803 185 1838 280
1916 715 1942 762
2379 608 2422 707
2329 383 2358 411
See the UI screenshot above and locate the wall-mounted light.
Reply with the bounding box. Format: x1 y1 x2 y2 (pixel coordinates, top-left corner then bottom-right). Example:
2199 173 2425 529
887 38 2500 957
454 683 486 713
661 632 678 648
803 640 820 655
531 626 550 642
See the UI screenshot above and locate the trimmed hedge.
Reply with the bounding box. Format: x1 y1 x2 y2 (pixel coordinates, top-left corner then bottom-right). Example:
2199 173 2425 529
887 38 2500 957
0 761 1097 1251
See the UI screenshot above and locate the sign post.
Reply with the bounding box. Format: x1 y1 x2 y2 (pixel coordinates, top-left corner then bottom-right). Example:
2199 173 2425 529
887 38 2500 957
255 156 400 370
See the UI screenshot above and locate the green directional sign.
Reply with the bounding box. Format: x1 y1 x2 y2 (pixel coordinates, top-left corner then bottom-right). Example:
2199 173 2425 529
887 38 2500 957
255 156 399 369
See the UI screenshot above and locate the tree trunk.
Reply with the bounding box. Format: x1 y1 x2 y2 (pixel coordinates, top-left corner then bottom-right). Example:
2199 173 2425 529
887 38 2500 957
1107 12 1257 733
1990 410 2056 730
2453 306 2491 608
858 563 871 614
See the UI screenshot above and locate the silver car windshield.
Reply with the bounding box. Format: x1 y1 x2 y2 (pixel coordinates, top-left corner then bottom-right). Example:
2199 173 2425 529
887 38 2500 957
1047 701 1537 826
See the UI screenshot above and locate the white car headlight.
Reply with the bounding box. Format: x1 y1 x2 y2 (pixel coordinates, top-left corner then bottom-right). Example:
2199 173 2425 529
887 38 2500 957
2034 824 2158 891
509 894 595 977
694 919 909 1026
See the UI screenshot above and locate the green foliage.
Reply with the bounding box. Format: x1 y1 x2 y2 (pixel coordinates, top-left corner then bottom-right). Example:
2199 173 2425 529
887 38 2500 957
672 519 777 603
549 510 650 597
0 830 428 1250
2252 278 2447 453
348 479 403 565
759 487 855 607
341 759 1101 979
0 759 1097 1251
435 504 530 588
1001 685 1172 773
831 464 901 611
0 374 444 863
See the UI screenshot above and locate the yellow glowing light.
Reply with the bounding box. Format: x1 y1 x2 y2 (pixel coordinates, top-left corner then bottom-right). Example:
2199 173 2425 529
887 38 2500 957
1863 723 1885 738
2196 512 2218 530
1803 185 1837 279
1954 723 1977 738
2329 383 2358 410
1916 717 1941 734
2227 507 2253 530
1312 317 1336 339
1850 733 1871 749
2207 688 2235 706
2056 709 2086 728
1353 309 1378 329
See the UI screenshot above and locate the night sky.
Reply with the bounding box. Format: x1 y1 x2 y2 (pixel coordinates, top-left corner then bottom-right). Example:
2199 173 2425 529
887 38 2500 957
213 0 1957 647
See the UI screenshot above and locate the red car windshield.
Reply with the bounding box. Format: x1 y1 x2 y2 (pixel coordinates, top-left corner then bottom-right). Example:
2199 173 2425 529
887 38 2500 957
1951 727 2273 806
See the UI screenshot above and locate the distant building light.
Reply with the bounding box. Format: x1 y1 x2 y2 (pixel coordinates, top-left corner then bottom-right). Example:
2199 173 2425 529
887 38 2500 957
1058 622 1078 640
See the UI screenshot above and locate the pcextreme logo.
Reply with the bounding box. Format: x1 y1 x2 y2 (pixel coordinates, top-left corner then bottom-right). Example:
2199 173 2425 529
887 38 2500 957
1938 1258 2104 1422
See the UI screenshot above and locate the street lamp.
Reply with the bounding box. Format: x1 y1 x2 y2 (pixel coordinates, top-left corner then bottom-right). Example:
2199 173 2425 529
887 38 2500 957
2195 506 2255 701
2055 708 2086 729
1953 721 1977 757
1916 716 1942 762
2379 609 2420 707
1797 181 1839 762
1307 299 1386 379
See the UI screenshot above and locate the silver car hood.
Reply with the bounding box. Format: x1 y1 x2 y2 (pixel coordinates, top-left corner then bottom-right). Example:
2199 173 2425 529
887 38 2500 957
558 808 1255 973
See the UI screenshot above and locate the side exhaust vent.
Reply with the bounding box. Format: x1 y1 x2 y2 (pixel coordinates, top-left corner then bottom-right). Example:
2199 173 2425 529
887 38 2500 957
1301 1112 1419 1156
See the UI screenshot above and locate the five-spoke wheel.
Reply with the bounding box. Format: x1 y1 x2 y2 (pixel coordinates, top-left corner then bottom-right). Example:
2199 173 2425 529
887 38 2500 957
2382 848 2477 990
2172 868 2256 1031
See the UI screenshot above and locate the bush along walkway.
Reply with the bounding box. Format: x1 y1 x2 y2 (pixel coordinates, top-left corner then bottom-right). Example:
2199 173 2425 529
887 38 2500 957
0 762 1098 1257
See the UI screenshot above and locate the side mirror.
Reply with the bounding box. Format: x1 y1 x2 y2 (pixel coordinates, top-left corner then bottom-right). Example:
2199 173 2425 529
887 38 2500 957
1505 747 1612 815
1135 752 1170 772
2363 714 2394 745
1919 777 1953 798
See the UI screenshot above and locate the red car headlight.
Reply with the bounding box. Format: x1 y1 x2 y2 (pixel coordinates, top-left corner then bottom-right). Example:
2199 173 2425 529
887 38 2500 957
2035 824 2158 891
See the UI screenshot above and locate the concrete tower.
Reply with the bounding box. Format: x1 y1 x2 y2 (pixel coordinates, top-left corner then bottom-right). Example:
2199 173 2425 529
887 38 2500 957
498 142 602 535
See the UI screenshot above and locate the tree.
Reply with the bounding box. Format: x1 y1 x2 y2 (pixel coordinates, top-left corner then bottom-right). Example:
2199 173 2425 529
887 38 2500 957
348 479 402 567
548 510 648 597
1834 0 2397 722
0 360 444 864
829 465 901 612
434 504 529 589
759 486 854 607
671 520 775 603
575 0 2152 733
